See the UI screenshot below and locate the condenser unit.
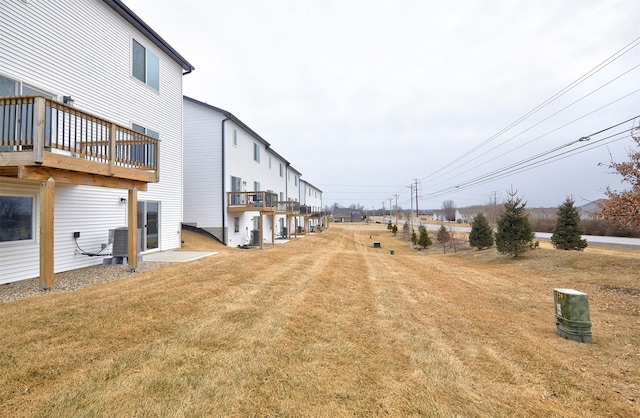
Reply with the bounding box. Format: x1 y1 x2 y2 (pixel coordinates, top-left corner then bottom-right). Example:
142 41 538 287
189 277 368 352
108 227 143 257
109 227 129 257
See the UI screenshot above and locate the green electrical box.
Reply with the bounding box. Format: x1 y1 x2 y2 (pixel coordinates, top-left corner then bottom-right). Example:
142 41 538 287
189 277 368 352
553 288 592 343
373 242 381 248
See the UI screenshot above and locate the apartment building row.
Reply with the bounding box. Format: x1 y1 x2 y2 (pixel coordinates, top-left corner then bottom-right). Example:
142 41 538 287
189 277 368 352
0 0 323 286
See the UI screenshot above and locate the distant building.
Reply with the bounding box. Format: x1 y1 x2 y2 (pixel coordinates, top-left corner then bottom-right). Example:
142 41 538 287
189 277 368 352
331 208 362 222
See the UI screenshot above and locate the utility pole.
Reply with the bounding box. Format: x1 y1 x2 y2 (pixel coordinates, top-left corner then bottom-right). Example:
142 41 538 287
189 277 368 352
408 183 413 227
393 194 399 225
414 179 420 220
388 197 393 221
381 202 385 220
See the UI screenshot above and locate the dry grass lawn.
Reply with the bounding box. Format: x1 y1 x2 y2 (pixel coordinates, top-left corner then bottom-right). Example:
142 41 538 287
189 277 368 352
1 224 639 417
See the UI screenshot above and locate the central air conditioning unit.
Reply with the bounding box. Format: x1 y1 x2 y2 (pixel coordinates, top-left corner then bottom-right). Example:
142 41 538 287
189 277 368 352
109 227 129 257
251 229 260 246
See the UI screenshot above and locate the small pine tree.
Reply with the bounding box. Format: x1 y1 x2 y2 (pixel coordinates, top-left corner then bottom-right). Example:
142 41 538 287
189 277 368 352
469 213 494 249
392 224 398 235
411 230 418 246
387 221 392 231
418 225 432 248
551 197 588 250
495 189 536 257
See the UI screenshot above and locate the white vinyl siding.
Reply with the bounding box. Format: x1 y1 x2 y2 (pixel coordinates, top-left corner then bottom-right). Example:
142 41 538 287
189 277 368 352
183 99 224 230
0 0 186 282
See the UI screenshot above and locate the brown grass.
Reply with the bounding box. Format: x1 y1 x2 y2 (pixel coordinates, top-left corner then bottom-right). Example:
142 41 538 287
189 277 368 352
1 224 639 417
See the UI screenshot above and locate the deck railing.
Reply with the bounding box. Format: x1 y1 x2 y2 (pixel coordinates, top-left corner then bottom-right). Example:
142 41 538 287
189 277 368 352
227 191 278 210
0 96 158 171
278 200 300 213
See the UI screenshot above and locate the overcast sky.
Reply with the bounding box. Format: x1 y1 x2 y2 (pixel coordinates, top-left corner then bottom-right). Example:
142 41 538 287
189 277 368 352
125 0 639 210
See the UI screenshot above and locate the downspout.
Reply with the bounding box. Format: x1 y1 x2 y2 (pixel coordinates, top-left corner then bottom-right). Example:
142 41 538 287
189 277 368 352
221 117 229 244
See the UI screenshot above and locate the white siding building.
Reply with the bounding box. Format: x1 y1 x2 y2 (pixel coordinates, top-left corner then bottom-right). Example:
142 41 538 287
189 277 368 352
0 0 193 285
183 96 322 246
300 180 324 231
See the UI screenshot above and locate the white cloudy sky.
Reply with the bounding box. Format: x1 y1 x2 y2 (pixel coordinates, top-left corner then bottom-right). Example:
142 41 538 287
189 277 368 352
125 0 639 210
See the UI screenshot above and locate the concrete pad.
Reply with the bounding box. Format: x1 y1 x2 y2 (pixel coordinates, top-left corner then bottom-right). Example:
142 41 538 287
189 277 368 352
142 251 218 263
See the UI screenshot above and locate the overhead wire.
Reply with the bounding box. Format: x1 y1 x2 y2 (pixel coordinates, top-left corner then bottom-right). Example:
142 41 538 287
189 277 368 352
420 119 638 199
416 36 640 185
424 87 640 191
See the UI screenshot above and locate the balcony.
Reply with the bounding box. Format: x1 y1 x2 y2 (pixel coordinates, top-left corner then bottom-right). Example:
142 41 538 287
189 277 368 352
300 205 326 218
0 96 158 190
277 200 300 215
227 191 278 213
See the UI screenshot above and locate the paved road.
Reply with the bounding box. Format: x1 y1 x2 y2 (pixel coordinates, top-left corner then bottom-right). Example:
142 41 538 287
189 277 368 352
378 217 640 247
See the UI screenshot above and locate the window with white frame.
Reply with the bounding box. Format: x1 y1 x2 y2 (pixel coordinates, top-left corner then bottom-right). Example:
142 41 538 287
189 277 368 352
233 129 237 147
234 217 240 233
269 156 272 169
294 176 298 186
132 39 160 91
279 163 283 177
0 195 34 242
1 75 55 145
253 143 260 162
131 123 159 164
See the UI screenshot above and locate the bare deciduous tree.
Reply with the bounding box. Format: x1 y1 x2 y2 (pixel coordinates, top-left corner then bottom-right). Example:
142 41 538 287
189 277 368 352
598 128 640 228
442 200 456 222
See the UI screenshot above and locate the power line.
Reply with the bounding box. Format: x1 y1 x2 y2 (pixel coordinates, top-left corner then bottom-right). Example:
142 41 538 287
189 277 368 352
425 89 640 191
421 121 637 199
418 37 640 183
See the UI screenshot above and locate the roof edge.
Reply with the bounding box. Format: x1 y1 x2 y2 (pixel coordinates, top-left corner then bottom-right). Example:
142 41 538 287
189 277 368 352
104 0 195 73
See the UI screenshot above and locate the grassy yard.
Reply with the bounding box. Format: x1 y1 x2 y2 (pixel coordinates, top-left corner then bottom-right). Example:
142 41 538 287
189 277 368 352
1 224 639 417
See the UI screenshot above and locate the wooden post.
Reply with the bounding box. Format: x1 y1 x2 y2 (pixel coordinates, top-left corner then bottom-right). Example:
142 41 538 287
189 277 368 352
128 188 138 270
259 213 264 249
33 97 45 164
39 177 55 289
109 123 116 176
271 213 275 244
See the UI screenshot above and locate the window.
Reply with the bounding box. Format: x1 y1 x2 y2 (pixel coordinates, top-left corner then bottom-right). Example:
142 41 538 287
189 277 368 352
132 39 160 91
233 129 237 146
279 163 284 177
234 217 240 233
280 192 284 201
0 74 18 96
0 196 33 242
253 143 260 162
294 176 298 186
254 181 260 191
130 123 158 164
269 156 272 169
231 176 242 205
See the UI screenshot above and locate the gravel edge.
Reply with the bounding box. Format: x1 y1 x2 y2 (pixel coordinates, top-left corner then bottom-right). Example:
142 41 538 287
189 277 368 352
1 261 174 304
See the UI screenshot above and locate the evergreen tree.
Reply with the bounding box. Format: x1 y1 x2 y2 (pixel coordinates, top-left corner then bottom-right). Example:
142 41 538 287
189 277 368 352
411 230 418 246
495 189 535 257
469 213 494 249
551 197 588 250
392 224 398 235
418 225 432 248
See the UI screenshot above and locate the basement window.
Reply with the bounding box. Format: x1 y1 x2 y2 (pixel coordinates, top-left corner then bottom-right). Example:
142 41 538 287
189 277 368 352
0 195 34 242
